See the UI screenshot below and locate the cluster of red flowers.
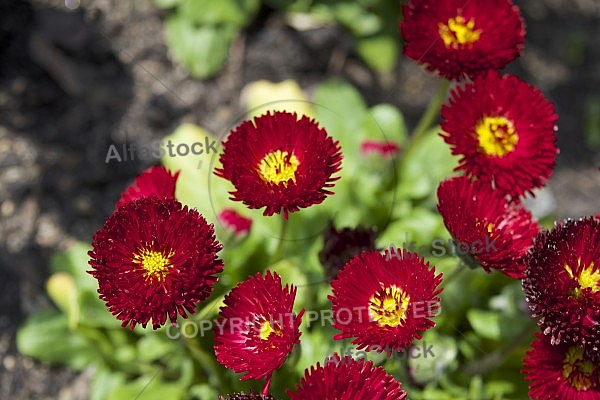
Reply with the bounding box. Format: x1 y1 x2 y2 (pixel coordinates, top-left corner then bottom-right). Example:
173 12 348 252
84 0 599 398
400 0 599 398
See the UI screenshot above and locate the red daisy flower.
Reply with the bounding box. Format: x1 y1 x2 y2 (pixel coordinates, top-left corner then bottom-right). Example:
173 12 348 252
218 208 253 236
214 271 304 382
440 71 558 197
328 249 442 353
287 353 407 400
400 0 525 80
214 111 342 219
319 224 378 282
360 140 400 157
88 196 223 329
437 176 540 279
115 165 180 209
523 332 600 399
523 218 600 360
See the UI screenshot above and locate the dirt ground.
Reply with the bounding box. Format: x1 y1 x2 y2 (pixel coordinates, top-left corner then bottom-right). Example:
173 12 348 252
0 0 599 398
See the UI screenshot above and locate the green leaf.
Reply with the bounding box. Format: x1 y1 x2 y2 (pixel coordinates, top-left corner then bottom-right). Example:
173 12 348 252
161 123 229 226
50 241 95 292
153 0 183 8
106 376 187 400
77 289 120 329
367 103 408 146
241 79 313 121
312 78 367 178
178 0 261 26
164 14 238 79
49 241 119 329
468 375 485 399
488 281 528 317
485 380 517 398
408 331 459 385
334 2 381 37
89 366 126 400
16 311 98 371
270 258 310 307
397 127 458 200
356 34 398 73
189 384 219 400
466 309 503 341
313 78 367 129
46 272 79 329
376 206 447 252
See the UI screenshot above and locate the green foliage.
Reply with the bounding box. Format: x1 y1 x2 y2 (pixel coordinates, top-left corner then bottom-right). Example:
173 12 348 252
164 13 239 80
157 0 403 79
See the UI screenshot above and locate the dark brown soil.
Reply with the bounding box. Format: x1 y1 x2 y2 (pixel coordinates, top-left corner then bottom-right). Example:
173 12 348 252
0 0 599 398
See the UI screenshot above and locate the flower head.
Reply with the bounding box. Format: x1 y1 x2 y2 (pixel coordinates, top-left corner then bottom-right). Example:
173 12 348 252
400 0 525 80
115 166 180 209
440 71 558 197
319 224 378 282
523 218 600 359
437 176 540 279
523 332 600 399
328 250 442 353
215 111 342 219
360 140 400 157
218 208 253 236
287 353 407 400
214 271 304 381
88 196 223 329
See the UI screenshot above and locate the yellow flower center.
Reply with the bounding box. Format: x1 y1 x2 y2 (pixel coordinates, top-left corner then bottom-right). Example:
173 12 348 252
565 260 600 299
475 116 519 157
132 248 174 283
368 285 410 328
562 346 596 391
258 150 299 186
438 15 481 49
258 320 281 340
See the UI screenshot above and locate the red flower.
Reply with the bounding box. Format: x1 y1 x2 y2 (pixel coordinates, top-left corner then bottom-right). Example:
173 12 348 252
218 392 277 400
360 140 400 157
214 271 304 381
215 111 342 219
523 332 600 399
523 218 600 360
328 250 442 353
287 353 407 400
400 0 525 80
115 166 180 209
440 71 558 197
437 176 540 279
319 224 378 282
218 209 252 236
88 196 223 329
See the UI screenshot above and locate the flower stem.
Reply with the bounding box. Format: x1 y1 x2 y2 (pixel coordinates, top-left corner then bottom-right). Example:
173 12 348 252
442 259 466 287
463 322 537 377
272 216 289 264
180 333 221 381
262 373 273 396
402 79 451 157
